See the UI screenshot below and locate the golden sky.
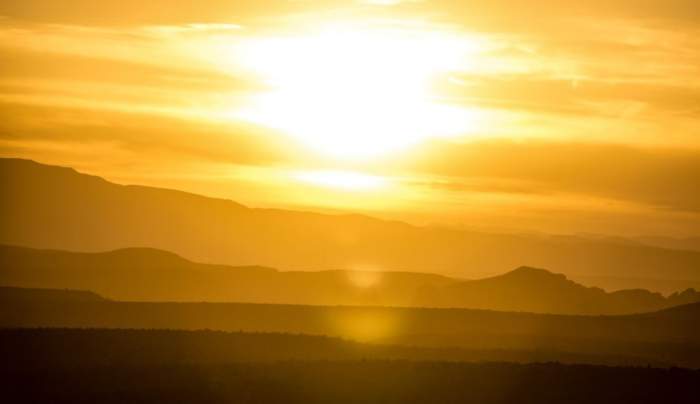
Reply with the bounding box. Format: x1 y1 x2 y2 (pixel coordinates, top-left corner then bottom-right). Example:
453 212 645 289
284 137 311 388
1 0 699 236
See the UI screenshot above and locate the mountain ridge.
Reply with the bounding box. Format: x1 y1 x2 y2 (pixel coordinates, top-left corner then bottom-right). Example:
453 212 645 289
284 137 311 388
415 264 697 314
2 157 700 294
2 244 698 315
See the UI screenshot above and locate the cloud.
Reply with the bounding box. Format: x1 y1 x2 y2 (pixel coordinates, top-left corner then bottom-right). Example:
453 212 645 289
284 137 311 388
0 48 254 93
447 76 700 120
0 102 300 168
0 1 699 237
0 1 309 26
399 1 700 29
404 140 700 213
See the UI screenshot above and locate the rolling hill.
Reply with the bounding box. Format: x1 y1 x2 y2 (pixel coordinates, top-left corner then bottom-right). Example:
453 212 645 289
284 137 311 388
415 266 700 314
0 285 106 303
1 244 698 314
0 244 452 307
2 158 700 294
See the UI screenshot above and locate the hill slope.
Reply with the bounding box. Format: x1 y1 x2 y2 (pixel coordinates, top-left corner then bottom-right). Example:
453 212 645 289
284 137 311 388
0 245 452 306
2 245 698 314
0 286 105 303
2 158 700 293
417 266 700 314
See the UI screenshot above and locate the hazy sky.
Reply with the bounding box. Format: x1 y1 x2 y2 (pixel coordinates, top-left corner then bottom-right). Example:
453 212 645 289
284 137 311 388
1 0 699 236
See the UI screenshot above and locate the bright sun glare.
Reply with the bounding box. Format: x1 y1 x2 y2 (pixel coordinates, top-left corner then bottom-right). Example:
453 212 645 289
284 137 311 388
236 23 483 159
293 170 387 190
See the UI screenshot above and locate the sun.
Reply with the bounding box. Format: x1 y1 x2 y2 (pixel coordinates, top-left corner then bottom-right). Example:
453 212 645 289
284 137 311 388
234 22 483 159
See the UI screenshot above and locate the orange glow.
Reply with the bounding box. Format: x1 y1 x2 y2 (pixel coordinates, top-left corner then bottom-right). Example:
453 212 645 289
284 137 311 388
234 22 488 159
293 170 388 190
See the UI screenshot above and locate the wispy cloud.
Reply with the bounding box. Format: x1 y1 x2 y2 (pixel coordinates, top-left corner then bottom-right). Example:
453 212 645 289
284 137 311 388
1 1 699 236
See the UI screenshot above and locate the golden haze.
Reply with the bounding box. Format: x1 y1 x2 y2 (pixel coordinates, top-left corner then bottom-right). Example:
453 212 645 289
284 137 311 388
0 0 699 236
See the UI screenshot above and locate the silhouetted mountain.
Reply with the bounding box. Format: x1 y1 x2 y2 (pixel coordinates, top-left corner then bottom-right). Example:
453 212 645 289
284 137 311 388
0 286 106 303
0 244 453 306
417 266 700 314
2 158 700 294
635 236 700 252
633 301 700 337
2 245 699 314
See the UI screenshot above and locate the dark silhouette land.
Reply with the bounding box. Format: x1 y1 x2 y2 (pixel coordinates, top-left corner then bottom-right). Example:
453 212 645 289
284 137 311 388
1 328 698 404
2 286 700 368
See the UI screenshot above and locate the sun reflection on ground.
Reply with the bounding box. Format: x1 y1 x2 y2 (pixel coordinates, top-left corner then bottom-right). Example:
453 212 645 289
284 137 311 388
331 309 400 342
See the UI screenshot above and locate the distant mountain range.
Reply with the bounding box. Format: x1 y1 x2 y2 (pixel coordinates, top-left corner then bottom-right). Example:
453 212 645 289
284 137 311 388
2 244 698 315
634 236 700 252
572 233 700 253
0 285 105 303
2 158 700 294
415 266 700 314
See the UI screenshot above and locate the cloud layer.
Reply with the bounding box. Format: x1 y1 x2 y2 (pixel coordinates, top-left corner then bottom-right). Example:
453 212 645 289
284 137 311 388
1 0 699 236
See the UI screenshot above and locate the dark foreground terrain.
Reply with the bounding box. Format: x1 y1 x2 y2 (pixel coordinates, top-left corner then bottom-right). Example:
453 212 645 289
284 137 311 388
1 329 698 404
3 286 700 367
